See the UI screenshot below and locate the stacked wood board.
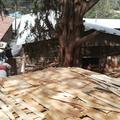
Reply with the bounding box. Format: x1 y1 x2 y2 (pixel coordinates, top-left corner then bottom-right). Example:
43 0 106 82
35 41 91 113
105 70 120 78
0 67 120 120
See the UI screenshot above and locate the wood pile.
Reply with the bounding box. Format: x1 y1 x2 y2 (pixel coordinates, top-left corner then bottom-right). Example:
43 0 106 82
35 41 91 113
0 67 120 120
105 68 120 78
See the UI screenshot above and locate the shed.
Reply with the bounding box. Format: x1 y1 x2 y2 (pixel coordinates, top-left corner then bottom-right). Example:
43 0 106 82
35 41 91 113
12 15 120 72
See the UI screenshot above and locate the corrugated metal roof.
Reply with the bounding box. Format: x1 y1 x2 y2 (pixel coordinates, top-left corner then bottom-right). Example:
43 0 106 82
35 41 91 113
13 14 120 45
84 22 120 36
0 16 13 41
0 67 120 120
84 18 120 29
12 12 56 45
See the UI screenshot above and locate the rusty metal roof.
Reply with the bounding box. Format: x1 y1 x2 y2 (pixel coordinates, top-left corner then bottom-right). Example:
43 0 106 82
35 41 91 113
0 16 13 41
0 67 120 120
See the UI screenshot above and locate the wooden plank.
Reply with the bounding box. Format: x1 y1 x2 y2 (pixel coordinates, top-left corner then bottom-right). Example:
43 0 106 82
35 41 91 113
10 95 46 119
4 86 39 96
0 110 10 120
0 92 33 120
21 95 46 112
0 100 15 120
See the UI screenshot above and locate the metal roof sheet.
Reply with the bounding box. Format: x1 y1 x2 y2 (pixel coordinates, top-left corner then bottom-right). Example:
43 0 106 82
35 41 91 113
84 18 120 29
13 14 120 45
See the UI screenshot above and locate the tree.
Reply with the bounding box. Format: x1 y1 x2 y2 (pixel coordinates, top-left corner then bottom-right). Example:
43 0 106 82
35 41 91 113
57 0 100 66
86 0 111 18
31 0 60 41
86 0 120 18
0 0 5 19
31 0 100 67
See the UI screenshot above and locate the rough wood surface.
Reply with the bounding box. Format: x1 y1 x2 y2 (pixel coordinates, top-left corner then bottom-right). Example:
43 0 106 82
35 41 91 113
0 67 120 120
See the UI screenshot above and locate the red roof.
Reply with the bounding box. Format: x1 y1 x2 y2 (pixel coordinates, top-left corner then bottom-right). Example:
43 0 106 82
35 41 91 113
0 16 13 41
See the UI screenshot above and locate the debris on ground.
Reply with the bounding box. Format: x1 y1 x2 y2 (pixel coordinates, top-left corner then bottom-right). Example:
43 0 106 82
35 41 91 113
0 67 120 120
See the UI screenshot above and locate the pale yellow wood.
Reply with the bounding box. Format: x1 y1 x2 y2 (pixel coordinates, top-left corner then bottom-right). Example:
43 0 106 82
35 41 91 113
0 92 32 120
0 67 119 120
0 110 10 120
0 100 15 120
10 95 46 119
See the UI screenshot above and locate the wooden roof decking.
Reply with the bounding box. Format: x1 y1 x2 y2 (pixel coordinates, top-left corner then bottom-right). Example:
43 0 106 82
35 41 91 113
0 68 120 120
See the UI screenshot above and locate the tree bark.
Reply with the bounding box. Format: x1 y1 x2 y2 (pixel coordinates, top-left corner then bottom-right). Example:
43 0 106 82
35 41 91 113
58 0 100 67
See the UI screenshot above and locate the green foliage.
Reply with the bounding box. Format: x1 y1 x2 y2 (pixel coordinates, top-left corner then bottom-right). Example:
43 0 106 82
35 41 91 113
0 0 7 16
30 0 60 41
85 0 120 19
2 0 32 14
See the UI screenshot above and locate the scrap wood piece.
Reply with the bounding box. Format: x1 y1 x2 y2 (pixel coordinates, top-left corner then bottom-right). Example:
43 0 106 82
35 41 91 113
10 95 46 119
49 86 120 112
0 92 33 120
0 67 119 120
47 97 107 120
49 97 119 120
30 91 85 119
89 94 120 110
90 74 120 87
28 94 49 110
89 75 120 97
45 109 65 120
71 68 120 97
9 86 40 96
1 85 38 95
72 68 120 88
107 111 120 120
21 95 47 112
44 100 85 120
0 100 15 120
31 83 120 114
3 80 32 90
0 110 10 120
35 84 116 114
0 78 5 86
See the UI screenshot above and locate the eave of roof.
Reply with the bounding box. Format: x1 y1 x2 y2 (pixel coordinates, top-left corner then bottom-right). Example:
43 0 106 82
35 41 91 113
0 16 14 41
14 14 120 45
84 18 120 29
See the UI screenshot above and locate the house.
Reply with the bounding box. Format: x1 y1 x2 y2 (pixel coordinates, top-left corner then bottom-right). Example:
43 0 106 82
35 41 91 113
0 16 13 42
80 32 120 72
81 19 120 72
11 12 56 57
12 12 56 46
12 14 120 72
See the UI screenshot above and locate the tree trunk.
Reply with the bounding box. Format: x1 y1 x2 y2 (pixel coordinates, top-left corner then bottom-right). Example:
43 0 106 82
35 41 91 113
58 0 99 67
64 45 73 67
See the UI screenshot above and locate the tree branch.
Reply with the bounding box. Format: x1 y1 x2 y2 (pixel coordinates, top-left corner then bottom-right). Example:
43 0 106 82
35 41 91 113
85 0 100 13
45 12 55 32
74 30 100 47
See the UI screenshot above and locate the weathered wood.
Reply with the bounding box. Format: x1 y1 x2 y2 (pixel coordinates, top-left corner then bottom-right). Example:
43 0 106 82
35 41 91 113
0 67 119 120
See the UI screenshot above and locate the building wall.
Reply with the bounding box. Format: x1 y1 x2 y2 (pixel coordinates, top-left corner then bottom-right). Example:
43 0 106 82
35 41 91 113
1 25 13 42
22 33 120 73
22 39 59 72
